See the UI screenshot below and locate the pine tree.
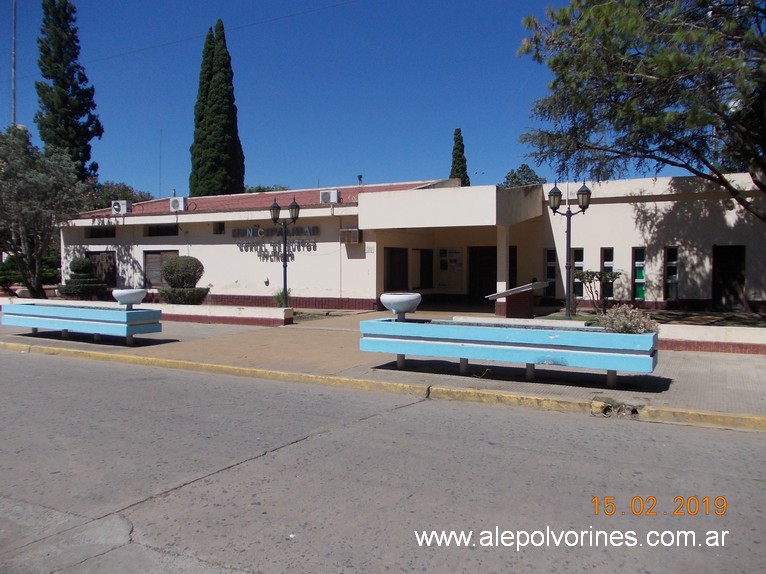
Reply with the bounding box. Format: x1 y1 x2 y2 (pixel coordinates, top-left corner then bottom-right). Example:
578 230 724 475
449 128 470 186
189 20 245 196
498 163 546 187
34 0 103 182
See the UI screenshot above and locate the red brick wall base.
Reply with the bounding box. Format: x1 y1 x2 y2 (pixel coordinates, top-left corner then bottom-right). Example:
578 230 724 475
659 339 766 355
161 313 291 326
148 293 379 311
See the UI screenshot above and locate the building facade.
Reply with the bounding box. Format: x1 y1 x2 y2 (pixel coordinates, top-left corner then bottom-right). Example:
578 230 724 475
61 174 766 313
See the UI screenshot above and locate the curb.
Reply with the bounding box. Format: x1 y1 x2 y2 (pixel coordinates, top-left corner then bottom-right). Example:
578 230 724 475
2 340 765 432
0 341 429 398
640 405 766 431
429 386 595 414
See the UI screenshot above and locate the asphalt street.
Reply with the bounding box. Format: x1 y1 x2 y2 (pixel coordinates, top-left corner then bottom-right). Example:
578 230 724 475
1 350 764 573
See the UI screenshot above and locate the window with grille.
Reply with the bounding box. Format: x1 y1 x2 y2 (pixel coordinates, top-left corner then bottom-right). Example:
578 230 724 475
601 247 614 299
573 248 584 298
144 251 178 288
664 246 679 301
544 249 557 297
632 247 646 300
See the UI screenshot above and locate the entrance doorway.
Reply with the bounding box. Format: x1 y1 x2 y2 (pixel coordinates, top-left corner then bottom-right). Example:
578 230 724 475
468 246 497 304
712 245 746 310
384 247 409 291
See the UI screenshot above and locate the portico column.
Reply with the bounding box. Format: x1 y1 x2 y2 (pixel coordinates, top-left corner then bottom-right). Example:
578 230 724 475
495 225 510 316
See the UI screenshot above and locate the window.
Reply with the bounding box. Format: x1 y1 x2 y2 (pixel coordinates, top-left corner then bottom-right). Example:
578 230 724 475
544 249 557 297
85 226 116 239
601 247 614 299
632 247 646 300
573 248 584 298
144 251 178 288
664 246 679 301
145 224 179 237
213 222 226 235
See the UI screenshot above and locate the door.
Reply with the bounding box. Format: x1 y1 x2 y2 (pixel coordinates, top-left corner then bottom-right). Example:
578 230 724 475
384 248 409 291
468 246 497 303
712 245 746 310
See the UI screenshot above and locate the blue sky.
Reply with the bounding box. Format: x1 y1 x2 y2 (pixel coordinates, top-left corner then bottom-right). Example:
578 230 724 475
1 0 568 197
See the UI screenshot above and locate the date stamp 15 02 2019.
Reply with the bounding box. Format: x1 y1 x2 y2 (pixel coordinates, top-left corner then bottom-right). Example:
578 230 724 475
592 496 727 517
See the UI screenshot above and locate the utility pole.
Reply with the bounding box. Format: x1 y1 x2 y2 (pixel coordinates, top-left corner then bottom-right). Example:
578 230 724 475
11 0 17 125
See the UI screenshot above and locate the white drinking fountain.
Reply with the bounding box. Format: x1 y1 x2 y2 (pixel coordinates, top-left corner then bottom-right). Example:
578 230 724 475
113 288 147 310
380 292 422 321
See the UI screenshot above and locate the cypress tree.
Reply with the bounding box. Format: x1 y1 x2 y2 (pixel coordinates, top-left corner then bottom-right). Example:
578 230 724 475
189 19 245 196
450 128 470 186
189 28 215 196
34 0 103 182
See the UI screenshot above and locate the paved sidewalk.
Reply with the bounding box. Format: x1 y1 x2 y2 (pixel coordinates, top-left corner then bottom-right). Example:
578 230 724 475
1 310 765 431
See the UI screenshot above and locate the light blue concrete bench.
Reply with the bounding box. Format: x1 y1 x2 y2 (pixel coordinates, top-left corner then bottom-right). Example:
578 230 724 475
1 303 162 346
360 318 658 386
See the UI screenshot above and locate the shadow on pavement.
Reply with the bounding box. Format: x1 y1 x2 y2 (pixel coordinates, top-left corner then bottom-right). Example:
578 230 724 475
12 331 179 348
374 359 673 393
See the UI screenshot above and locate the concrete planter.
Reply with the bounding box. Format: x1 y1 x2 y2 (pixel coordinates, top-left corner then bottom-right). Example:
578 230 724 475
360 317 658 383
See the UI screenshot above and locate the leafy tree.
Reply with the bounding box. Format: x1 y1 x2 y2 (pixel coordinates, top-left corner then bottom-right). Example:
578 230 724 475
35 0 103 181
0 126 86 298
89 181 153 210
189 20 245 196
499 163 547 187
574 269 622 315
449 128 470 186
246 184 290 193
520 0 766 223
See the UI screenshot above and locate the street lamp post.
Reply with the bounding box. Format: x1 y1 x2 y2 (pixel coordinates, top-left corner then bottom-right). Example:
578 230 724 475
548 182 592 320
270 197 300 308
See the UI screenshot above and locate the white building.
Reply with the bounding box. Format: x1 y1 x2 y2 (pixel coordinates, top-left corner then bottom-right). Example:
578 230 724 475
61 174 766 314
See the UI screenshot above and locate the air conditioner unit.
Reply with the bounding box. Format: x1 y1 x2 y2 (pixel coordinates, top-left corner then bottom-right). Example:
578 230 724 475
111 200 132 215
169 196 187 212
320 189 339 204
339 229 362 244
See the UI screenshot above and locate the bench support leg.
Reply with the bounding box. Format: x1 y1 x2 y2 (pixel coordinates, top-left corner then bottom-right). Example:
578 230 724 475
31 327 38 334
61 329 69 340
396 353 405 369
607 370 618 387
526 363 535 381
459 358 469 375
126 335 135 346
93 333 101 343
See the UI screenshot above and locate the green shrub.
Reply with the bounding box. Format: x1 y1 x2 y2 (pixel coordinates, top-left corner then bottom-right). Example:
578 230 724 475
69 257 94 274
58 257 107 299
158 287 209 305
161 256 205 288
272 288 291 307
597 304 659 334
0 257 22 292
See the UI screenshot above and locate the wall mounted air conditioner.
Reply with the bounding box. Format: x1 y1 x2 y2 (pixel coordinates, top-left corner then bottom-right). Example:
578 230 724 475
169 196 187 212
111 200 132 215
339 229 362 244
320 189 339 204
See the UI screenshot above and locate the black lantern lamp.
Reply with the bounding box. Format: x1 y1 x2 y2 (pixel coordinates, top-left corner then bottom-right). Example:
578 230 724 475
288 197 300 222
548 184 563 213
270 197 301 307
576 183 592 211
269 199 281 224
547 182 592 320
